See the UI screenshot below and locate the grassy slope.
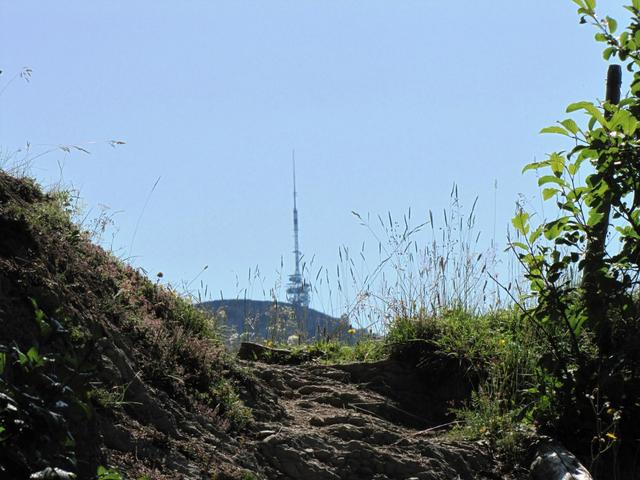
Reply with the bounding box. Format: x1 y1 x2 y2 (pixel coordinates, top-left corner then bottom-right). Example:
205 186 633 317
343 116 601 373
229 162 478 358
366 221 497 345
0 172 251 479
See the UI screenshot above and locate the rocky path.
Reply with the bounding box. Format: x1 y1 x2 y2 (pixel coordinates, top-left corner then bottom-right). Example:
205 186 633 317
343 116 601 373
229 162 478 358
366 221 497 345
242 359 516 480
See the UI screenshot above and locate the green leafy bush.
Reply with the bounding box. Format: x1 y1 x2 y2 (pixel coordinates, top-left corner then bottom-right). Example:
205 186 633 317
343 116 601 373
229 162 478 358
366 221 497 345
509 1 640 475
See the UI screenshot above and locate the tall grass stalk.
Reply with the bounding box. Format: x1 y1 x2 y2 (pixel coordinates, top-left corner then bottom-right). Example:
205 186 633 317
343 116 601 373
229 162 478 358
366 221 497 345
339 184 512 333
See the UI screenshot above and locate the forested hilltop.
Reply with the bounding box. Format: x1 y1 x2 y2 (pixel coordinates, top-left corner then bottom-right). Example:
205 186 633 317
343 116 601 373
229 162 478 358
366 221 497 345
198 299 349 344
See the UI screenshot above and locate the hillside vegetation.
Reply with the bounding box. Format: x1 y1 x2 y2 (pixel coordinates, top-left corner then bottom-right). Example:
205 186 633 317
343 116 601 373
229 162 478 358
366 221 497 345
0 171 253 479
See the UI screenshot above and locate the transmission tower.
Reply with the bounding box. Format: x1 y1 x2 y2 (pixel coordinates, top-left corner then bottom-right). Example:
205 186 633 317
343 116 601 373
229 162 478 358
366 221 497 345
286 152 311 309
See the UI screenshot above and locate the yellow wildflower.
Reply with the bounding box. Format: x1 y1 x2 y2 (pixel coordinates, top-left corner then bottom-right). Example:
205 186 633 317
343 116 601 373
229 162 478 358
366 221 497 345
606 432 618 440
347 328 356 335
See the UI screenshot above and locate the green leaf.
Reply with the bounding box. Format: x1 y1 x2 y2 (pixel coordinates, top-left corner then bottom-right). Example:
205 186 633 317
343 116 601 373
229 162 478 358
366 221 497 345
606 16 618 33
587 209 606 226
522 160 549 173
529 225 544 243
576 148 597 162
566 102 587 113
567 186 588 201
16 348 28 366
544 217 569 240
549 153 565 175
610 109 639 136
97 466 123 480
603 46 616 60
543 188 559 200
0 353 4 375
566 101 608 127
540 126 569 136
594 178 610 197
511 241 528 250
531 278 545 292
560 118 580 134
512 211 530 236
616 225 640 240
27 347 44 368
569 311 588 335
30 298 51 338
538 175 566 187
584 0 596 11
620 31 631 48
568 162 580 176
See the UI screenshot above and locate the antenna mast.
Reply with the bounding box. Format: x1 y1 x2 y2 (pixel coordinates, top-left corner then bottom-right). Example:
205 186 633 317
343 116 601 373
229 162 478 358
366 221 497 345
286 150 310 308
293 153 301 278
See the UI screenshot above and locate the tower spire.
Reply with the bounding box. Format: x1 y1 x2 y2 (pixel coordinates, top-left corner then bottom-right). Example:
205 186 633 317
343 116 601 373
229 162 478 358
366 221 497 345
293 151 300 277
286 150 310 308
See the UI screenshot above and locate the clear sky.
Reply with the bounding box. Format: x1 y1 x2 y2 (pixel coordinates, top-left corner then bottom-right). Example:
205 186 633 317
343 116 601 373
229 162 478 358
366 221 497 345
0 1 632 317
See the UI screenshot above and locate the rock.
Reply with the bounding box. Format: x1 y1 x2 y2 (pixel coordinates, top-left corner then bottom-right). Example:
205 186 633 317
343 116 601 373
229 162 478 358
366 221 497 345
238 342 297 364
530 442 593 480
256 429 277 439
29 467 76 479
100 420 134 451
238 341 318 364
245 361 505 480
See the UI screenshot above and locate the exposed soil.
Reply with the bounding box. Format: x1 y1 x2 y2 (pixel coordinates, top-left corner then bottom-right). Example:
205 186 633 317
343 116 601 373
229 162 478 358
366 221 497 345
87 348 523 480
240 356 518 480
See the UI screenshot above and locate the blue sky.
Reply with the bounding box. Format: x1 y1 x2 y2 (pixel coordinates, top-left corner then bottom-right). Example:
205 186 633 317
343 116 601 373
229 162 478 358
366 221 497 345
0 1 631 316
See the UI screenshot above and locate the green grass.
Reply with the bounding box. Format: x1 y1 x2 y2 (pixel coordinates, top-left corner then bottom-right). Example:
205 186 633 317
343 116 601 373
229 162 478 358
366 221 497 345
384 307 544 458
308 337 387 363
263 336 387 364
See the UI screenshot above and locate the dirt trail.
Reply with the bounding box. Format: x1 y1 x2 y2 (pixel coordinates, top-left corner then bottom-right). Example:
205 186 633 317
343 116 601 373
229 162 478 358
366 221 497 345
242 358 517 480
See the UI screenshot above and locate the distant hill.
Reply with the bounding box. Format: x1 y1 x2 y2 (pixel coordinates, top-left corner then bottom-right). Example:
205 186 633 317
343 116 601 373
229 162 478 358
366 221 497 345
198 299 349 341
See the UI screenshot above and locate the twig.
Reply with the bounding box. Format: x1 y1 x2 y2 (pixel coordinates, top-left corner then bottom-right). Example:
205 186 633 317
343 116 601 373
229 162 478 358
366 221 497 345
411 420 460 436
